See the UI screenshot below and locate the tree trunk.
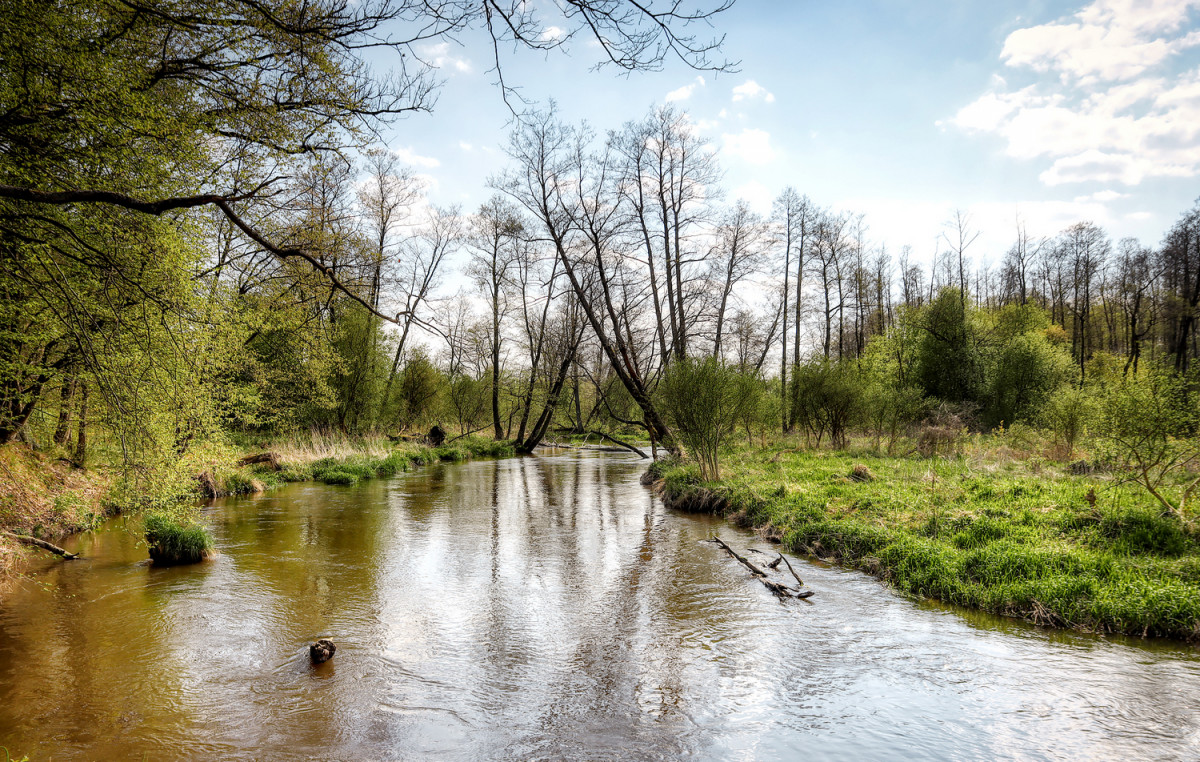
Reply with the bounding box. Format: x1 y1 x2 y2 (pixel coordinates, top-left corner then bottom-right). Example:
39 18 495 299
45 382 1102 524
54 376 76 446
73 382 88 469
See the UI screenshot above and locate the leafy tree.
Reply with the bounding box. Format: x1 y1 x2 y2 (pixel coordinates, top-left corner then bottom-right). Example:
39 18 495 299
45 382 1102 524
914 287 982 403
790 358 864 448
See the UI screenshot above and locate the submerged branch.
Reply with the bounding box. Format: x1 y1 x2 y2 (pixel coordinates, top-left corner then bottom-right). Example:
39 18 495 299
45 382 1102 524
3 531 78 560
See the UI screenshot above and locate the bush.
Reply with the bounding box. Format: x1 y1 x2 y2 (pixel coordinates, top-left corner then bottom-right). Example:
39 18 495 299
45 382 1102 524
657 358 757 481
790 358 864 448
988 332 1072 427
864 382 927 452
1041 386 1096 455
1101 367 1200 518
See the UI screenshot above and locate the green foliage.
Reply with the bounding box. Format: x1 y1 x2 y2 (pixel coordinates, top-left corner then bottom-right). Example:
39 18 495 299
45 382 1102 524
393 347 443 432
913 288 982 403
143 510 213 564
789 358 864 448
658 358 758 480
863 382 928 452
987 331 1072 427
1101 366 1200 518
1041 386 1097 452
318 470 359 486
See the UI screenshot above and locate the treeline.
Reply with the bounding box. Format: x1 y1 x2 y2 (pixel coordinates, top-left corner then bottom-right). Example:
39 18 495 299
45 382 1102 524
2 0 1198 482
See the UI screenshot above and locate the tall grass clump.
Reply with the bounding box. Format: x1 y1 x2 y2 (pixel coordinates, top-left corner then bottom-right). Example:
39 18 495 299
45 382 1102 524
143 509 213 565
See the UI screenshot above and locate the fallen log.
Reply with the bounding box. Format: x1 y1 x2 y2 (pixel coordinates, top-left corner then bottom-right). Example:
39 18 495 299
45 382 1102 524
586 430 649 459
237 452 281 471
2 531 78 560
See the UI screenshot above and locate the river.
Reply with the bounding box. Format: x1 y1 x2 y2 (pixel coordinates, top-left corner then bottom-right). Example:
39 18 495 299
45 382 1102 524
1 450 1198 760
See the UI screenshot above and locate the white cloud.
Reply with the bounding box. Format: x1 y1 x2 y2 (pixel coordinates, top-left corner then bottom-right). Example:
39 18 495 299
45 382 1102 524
393 146 441 168
721 128 777 165
1002 0 1200 83
459 141 473 152
731 79 775 103
418 42 472 73
542 25 565 41
949 0 1200 186
733 180 774 213
1075 189 1130 202
665 75 705 102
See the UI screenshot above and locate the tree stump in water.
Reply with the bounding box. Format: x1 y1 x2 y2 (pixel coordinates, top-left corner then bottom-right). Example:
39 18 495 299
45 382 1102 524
426 425 446 447
310 639 336 664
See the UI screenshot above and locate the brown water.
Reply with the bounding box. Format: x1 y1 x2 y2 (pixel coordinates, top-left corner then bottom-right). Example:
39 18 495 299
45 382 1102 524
2 450 1199 761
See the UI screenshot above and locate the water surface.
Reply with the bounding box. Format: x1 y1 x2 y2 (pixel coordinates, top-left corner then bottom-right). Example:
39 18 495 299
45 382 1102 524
1 450 1198 760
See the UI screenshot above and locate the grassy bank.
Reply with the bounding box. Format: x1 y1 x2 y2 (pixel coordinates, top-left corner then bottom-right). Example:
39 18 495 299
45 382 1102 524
650 445 1200 642
0 434 516 585
237 435 516 491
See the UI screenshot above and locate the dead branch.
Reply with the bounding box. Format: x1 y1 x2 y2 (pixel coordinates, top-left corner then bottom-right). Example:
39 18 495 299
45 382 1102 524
586 430 649 458
777 553 804 588
3 531 78 559
707 536 797 598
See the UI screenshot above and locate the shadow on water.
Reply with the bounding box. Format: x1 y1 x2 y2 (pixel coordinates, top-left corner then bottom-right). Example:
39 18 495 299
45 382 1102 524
1 450 1198 761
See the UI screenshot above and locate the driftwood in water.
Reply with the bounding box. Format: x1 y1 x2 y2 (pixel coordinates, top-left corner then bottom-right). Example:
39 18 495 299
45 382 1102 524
777 553 804 588
310 638 336 663
3 531 78 559
236 452 281 471
708 537 802 598
709 538 814 600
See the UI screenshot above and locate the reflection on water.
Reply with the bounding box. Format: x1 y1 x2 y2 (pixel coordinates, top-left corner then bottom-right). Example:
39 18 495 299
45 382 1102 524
1 450 1199 761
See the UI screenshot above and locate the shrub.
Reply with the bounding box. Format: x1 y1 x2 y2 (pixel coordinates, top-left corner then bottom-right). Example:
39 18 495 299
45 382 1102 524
657 358 758 481
1101 367 1200 518
1040 386 1096 455
988 332 1072 427
790 358 864 448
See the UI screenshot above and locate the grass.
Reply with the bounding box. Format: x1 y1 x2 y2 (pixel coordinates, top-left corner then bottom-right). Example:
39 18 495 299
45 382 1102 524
143 510 214 565
650 442 1200 642
274 436 515 487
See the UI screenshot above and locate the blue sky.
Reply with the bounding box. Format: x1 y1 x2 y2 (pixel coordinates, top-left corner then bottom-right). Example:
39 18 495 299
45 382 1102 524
378 0 1200 266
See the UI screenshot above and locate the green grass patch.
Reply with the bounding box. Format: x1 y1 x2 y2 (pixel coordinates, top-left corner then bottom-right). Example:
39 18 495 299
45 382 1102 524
654 446 1200 641
143 510 213 565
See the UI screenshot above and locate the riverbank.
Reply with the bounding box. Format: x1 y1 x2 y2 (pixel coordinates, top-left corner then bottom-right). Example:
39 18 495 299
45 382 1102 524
649 447 1200 642
0 434 516 589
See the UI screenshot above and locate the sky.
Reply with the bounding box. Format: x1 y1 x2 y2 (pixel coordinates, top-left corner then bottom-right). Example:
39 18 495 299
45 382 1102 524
374 0 1200 268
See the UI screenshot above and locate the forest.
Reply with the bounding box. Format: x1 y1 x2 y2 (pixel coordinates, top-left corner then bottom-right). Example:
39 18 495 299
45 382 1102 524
2 0 1200 639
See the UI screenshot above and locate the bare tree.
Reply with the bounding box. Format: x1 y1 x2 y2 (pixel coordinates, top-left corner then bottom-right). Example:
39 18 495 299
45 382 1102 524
710 201 768 359
467 195 525 439
380 206 462 417
942 209 980 306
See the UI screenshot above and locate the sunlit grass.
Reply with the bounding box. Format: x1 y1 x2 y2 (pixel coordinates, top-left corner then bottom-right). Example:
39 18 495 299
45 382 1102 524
651 442 1200 641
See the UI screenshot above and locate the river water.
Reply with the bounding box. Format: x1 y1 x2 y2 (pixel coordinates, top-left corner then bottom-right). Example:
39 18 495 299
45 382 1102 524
1 450 1198 760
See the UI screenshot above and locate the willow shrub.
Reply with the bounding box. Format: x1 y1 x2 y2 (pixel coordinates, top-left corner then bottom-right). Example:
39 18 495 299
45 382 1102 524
657 358 758 480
